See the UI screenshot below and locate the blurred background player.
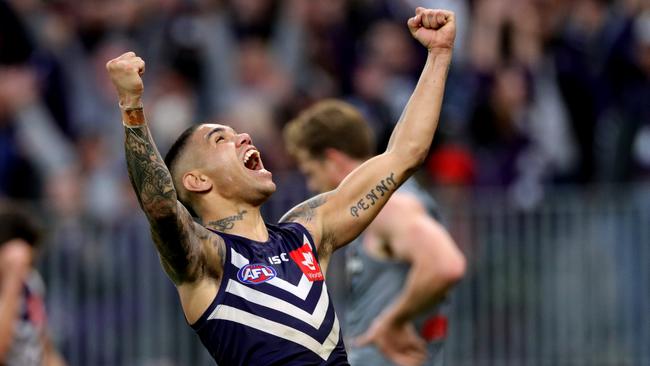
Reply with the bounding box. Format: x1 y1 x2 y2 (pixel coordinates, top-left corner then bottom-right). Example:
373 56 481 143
285 100 466 366
0 202 66 366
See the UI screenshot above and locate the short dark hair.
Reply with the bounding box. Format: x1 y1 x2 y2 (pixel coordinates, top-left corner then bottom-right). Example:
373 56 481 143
283 100 375 160
164 124 201 213
0 202 42 247
164 124 200 173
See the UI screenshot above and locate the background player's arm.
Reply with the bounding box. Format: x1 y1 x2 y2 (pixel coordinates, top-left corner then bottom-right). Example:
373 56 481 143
0 240 31 362
282 8 455 256
354 195 466 364
106 53 222 285
371 195 465 324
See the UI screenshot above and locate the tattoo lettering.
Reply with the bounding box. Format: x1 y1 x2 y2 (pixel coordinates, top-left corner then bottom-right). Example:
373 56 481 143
207 210 248 232
358 198 369 210
350 172 397 217
366 189 379 205
280 193 329 223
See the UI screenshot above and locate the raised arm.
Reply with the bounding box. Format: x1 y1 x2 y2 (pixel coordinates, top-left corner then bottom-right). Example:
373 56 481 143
281 8 456 257
106 53 220 285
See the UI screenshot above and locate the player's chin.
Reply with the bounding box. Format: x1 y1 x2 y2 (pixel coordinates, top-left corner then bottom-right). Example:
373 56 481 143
255 174 277 193
262 180 277 196
249 181 276 205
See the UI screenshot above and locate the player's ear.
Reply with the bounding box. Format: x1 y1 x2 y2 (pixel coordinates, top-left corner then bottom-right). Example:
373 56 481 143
183 171 212 193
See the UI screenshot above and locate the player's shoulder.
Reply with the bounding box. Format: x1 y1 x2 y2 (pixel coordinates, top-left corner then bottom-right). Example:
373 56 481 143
371 191 427 229
383 191 427 215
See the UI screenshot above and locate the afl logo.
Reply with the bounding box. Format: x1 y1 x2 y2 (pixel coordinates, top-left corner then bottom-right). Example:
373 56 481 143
237 264 277 284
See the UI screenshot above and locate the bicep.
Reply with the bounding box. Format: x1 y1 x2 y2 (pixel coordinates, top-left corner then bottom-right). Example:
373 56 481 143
279 193 331 252
149 201 224 284
320 152 411 250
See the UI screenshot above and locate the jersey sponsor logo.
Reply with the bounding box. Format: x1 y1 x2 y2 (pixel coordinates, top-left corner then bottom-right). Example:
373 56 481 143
237 264 277 284
289 244 324 281
267 253 289 264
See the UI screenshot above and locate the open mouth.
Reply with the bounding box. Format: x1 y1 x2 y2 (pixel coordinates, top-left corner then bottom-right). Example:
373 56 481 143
243 149 263 171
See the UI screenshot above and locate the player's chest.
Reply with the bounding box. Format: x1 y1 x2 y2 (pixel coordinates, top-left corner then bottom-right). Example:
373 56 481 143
234 242 325 285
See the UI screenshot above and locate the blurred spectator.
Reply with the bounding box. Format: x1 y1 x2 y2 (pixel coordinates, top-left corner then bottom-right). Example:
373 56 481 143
1 0 646 209
0 201 66 366
608 8 650 180
0 0 647 364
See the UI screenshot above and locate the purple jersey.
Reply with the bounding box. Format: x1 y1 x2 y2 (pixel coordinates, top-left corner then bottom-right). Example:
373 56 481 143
191 222 349 365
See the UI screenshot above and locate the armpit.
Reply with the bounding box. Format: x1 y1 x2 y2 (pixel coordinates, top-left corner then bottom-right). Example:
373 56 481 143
279 192 331 224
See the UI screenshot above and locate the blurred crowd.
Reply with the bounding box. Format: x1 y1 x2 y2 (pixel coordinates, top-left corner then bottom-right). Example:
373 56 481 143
1 0 649 218
1 1 648 363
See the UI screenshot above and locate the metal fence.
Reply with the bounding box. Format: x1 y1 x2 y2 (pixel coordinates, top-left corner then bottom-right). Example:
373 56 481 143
440 185 650 366
38 183 650 366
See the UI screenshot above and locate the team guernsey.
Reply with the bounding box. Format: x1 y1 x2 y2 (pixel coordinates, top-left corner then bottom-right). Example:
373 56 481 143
191 222 349 365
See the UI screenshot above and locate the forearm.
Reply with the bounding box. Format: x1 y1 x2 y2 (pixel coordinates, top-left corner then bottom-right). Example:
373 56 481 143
0 272 27 359
386 50 452 165
107 52 207 283
106 53 174 218
123 115 199 283
315 53 452 249
123 110 179 220
381 262 457 325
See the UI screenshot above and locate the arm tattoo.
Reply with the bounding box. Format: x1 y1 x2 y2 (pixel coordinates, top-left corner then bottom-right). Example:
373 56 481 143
216 236 226 265
349 172 397 218
197 234 226 280
206 210 247 232
125 126 177 215
280 194 329 223
124 125 204 283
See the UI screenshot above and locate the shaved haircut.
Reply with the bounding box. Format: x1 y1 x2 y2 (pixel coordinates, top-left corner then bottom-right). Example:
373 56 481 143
164 124 201 209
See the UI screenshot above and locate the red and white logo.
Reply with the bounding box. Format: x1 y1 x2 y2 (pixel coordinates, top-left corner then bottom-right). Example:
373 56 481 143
289 243 324 281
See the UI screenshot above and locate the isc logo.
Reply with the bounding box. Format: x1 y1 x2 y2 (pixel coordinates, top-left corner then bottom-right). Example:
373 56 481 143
268 253 289 264
237 264 277 284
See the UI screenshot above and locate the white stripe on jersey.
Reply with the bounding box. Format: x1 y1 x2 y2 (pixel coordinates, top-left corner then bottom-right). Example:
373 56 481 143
225 278 330 329
209 304 340 361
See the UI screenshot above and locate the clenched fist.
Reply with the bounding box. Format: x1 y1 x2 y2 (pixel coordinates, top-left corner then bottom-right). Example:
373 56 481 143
408 8 456 53
105 52 145 108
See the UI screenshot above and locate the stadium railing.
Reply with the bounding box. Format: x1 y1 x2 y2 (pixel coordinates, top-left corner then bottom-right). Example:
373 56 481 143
38 182 649 366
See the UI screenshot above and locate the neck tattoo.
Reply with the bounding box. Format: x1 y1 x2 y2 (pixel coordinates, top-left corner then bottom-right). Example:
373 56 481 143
207 210 248 232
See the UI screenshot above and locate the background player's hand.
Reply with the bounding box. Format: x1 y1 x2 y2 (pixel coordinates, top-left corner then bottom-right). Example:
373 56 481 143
355 316 427 366
105 51 145 108
407 8 456 52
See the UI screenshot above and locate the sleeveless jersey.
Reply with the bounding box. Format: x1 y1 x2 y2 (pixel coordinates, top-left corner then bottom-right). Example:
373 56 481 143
191 222 349 366
344 179 448 366
4 271 48 366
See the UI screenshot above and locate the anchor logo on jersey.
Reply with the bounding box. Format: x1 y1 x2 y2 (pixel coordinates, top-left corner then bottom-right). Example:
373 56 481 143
237 264 277 284
289 241 324 282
